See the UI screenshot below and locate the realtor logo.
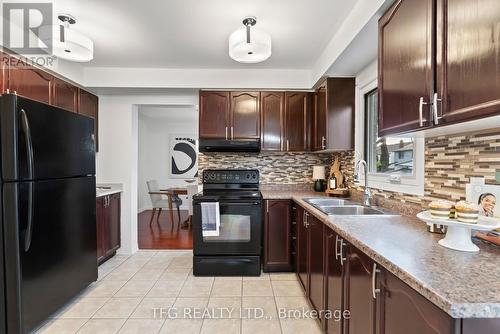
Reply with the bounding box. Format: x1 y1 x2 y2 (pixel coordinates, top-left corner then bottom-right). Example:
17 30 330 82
2 2 53 54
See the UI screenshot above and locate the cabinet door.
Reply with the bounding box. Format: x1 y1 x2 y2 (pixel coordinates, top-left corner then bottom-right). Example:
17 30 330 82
284 92 310 151
199 91 230 139
378 0 434 136
107 193 121 255
96 197 105 263
78 89 99 152
308 214 324 318
260 92 284 151
346 244 376 334
326 78 355 151
230 91 260 139
263 200 292 271
325 229 344 334
436 0 500 125
377 269 457 334
295 205 308 293
313 83 327 151
53 77 77 112
8 56 52 104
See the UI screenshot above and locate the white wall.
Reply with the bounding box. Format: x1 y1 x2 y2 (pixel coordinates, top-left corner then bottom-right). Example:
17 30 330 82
138 110 198 212
96 92 198 255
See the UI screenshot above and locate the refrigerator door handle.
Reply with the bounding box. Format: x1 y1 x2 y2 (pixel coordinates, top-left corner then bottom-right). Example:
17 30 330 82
20 109 35 251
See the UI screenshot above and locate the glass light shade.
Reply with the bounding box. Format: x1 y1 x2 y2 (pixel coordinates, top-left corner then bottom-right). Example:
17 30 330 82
39 24 94 62
312 165 326 180
228 27 271 63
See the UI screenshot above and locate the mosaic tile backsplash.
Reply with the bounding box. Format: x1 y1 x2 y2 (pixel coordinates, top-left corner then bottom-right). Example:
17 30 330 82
198 152 331 184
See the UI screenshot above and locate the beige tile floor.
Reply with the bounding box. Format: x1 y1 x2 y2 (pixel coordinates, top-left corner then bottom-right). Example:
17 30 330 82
34 251 322 334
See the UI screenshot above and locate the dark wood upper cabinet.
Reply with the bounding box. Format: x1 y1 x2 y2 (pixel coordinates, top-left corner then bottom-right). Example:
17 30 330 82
199 91 230 139
378 0 434 136
313 78 356 151
8 56 53 104
376 268 457 334
295 205 308 294
78 88 99 152
260 91 284 151
263 200 292 272
346 244 377 334
230 91 260 139
435 0 500 125
308 213 325 323
325 228 345 334
284 92 310 151
53 77 78 112
313 83 327 151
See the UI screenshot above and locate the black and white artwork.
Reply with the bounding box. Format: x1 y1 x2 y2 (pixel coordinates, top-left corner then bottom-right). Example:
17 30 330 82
169 134 198 179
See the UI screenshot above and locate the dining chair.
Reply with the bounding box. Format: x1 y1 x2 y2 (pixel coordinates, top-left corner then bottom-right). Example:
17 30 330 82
146 180 182 230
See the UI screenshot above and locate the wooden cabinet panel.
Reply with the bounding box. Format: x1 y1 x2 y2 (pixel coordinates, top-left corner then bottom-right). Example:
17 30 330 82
107 193 121 255
378 0 434 136
313 84 327 151
96 197 105 263
260 92 284 151
346 244 376 334
285 92 310 151
325 229 344 334
53 77 77 112
263 200 292 271
308 214 324 319
295 205 308 293
199 91 230 139
436 0 500 125
230 91 260 139
78 89 99 152
8 56 52 104
326 78 355 151
377 269 457 334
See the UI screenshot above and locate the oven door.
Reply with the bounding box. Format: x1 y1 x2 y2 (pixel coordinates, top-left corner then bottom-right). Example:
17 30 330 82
193 199 262 255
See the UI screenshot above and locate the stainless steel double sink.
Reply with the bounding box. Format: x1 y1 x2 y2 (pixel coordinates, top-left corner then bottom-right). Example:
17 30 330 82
303 198 398 216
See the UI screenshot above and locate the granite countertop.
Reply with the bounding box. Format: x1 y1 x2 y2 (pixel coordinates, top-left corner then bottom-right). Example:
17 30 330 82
96 183 123 198
262 190 500 318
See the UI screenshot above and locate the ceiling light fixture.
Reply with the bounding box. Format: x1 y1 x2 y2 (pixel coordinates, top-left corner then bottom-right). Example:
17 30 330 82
41 14 94 62
229 17 271 63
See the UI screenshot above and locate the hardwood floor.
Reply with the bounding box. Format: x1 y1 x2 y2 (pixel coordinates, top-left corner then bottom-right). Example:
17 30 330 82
138 209 193 249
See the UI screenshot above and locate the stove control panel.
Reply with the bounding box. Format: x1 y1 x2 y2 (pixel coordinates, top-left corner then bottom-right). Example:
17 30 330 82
203 169 259 184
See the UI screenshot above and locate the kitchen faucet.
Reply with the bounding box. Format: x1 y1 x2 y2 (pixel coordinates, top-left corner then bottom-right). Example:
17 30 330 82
354 159 372 207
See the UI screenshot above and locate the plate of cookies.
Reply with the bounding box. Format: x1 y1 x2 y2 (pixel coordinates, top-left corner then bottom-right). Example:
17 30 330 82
417 200 500 252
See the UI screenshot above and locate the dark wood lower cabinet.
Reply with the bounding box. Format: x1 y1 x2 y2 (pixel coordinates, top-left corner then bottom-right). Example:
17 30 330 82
96 193 121 264
308 213 325 323
345 245 377 334
295 204 308 293
325 229 345 334
263 200 292 271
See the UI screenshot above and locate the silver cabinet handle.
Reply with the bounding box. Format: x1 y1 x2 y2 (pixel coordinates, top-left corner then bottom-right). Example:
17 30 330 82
231 127 234 139
339 239 347 266
433 93 442 125
418 97 429 127
286 140 290 151
225 127 228 140
304 212 309 228
321 136 326 150
372 263 381 299
266 200 269 213
335 235 340 260
302 211 306 227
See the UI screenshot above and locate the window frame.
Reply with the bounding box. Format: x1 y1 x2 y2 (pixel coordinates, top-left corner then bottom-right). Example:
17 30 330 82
355 76 424 196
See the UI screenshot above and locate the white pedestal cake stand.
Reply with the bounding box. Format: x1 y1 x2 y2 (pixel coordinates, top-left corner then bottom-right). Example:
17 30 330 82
417 211 500 252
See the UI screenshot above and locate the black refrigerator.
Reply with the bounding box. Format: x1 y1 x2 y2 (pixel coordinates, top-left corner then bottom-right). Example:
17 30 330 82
0 94 98 334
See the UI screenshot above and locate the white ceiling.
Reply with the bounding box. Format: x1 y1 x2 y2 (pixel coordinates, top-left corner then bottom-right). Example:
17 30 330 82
54 0 358 69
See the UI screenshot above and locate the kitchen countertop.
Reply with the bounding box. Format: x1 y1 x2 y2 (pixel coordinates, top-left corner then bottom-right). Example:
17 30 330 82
96 183 123 198
262 190 500 318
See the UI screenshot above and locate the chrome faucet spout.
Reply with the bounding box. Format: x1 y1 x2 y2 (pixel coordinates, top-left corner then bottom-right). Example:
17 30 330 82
354 159 372 207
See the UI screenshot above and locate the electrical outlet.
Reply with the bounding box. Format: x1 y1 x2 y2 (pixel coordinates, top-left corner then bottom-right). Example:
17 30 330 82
496 170 500 183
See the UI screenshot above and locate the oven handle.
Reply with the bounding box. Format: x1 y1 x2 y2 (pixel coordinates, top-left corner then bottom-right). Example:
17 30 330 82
195 202 261 206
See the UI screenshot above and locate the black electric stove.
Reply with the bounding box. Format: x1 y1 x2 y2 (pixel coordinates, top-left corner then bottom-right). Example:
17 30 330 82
192 169 262 276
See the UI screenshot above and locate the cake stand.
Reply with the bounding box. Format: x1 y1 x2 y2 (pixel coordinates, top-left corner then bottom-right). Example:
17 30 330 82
417 211 500 252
